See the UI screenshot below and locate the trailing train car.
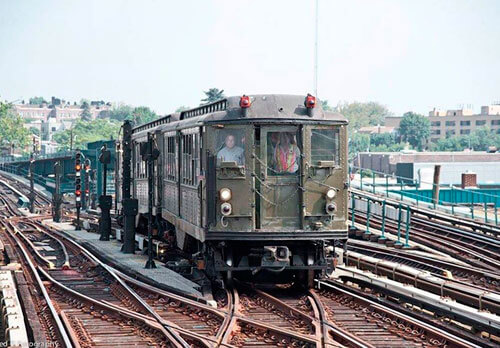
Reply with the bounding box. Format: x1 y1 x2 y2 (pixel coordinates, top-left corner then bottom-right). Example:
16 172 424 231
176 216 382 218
129 94 348 284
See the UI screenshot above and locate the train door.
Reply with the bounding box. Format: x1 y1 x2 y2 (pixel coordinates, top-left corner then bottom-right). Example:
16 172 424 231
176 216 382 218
302 125 347 230
259 126 301 230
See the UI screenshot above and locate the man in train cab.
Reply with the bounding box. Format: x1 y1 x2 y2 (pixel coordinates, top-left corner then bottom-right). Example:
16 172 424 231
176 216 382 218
217 134 245 165
272 132 300 173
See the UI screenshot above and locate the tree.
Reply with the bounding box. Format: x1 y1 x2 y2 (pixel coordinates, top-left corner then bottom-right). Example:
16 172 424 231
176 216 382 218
29 96 47 105
53 119 121 150
201 88 225 104
398 112 430 150
430 127 500 151
80 101 92 121
349 133 370 155
0 101 31 153
321 100 333 111
108 104 134 122
335 101 391 131
132 106 158 125
175 106 189 112
29 127 40 136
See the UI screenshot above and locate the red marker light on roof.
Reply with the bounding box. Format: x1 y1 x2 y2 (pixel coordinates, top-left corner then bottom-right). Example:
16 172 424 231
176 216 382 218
305 94 316 108
240 95 251 108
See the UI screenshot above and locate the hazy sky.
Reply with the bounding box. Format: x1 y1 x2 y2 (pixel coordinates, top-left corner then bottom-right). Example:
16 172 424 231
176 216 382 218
1 0 499 115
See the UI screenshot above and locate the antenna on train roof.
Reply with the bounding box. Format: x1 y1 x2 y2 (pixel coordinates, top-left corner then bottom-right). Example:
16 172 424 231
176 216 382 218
314 0 319 98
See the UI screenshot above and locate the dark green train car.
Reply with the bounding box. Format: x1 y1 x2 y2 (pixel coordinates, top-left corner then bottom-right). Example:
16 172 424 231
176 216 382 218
131 94 348 284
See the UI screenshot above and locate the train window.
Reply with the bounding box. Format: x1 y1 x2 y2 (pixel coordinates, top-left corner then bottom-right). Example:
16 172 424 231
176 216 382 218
165 136 176 181
215 129 245 167
311 128 339 164
181 133 200 186
267 132 300 175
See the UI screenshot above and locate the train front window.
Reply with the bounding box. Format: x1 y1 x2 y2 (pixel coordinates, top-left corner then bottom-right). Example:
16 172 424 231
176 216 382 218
267 132 300 175
215 128 245 167
311 128 339 164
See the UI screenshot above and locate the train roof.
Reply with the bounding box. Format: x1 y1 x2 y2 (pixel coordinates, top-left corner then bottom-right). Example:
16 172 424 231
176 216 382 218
132 94 347 136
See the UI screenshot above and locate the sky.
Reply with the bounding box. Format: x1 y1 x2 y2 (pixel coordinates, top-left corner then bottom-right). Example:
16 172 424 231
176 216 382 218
1 0 499 116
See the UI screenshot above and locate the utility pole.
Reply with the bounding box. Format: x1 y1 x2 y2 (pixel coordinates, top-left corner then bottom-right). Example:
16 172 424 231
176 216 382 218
53 161 62 222
121 121 138 254
142 132 160 269
98 144 112 241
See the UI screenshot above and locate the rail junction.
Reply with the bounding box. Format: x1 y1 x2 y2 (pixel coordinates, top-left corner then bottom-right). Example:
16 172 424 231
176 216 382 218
0 148 499 347
0 111 500 348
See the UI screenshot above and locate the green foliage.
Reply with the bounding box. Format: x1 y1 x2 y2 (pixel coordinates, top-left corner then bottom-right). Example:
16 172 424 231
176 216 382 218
29 96 47 105
335 101 391 130
201 88 225 104
349 133 370 155
321 100 333 111
0 101 31 152
431 127 500 151
175 106 189 112
398 112 430 150
29 127 40 136
132 106 158 125
80 101 92 121
107 104 158 125
53 119 121 150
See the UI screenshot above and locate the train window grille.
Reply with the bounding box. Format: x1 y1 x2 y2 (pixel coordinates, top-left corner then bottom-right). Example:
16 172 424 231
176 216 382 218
181 133 200 186
165 136 177 181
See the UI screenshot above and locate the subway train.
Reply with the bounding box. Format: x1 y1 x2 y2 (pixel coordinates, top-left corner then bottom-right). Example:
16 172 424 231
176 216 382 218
121 94 348 285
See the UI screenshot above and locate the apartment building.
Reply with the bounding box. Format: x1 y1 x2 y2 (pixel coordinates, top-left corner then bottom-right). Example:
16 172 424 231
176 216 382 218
385 104 500 142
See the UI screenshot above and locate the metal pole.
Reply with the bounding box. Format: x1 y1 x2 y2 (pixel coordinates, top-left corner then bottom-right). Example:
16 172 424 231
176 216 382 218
380 200 386 240
360 170 363 191
365 198 370 235
484 202 488 223
145 132 157 269
385 175 389 197
495 203 498 226
372 174 375 194
29 158 35 214
121 121 138 254
350 191 356 232
99 144 112 241
404 205 411 248
451 186 455 215
53 161 62 222
400 181 403 201
313 0 319 97
395 203 403 246
471 192 475 220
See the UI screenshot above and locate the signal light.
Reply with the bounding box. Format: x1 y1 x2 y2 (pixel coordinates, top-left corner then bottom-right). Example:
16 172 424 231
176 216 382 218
240 95 251 108
305 94 316 108
75 164 81 171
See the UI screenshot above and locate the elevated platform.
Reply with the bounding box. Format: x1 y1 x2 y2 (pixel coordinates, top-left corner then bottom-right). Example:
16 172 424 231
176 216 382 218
41 220 204 300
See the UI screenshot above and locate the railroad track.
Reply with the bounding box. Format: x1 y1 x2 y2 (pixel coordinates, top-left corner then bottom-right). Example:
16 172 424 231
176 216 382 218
352 211 500 272
215 281 480 347
347 239 500 292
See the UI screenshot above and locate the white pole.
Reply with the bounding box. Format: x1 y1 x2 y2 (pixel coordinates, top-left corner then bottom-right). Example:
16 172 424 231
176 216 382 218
314 0 319 97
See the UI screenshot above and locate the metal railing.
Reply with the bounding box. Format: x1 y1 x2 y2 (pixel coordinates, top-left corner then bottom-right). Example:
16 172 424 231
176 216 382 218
350 165 500 225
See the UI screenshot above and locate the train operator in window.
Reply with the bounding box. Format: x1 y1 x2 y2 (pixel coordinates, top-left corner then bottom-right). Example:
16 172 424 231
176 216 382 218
217 134 245 165
272 132 300 174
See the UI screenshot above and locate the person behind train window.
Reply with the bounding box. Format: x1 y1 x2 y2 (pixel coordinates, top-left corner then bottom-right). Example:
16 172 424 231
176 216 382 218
273 132 300 173
217 134 244 165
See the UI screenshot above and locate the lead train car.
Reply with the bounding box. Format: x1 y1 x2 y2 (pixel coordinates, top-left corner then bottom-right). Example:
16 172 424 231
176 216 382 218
130 94 348 284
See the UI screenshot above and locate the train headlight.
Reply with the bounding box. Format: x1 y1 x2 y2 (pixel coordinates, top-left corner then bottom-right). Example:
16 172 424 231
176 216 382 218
326 189 336 200
326 203 337 215
221 202 232 216
219 188 232 202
